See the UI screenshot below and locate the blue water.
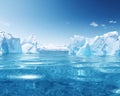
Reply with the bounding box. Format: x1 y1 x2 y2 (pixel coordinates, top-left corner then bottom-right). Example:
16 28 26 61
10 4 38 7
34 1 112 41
0 51 120 96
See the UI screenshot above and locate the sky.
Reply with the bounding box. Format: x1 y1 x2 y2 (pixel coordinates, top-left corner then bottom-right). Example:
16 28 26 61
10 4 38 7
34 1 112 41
0 0 120 46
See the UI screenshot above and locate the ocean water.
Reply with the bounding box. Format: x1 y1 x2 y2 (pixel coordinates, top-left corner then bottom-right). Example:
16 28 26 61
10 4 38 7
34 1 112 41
0 51 120 96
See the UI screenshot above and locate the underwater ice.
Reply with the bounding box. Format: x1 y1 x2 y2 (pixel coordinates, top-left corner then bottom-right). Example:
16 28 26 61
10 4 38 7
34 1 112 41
0 32 38 55
68 31 120 56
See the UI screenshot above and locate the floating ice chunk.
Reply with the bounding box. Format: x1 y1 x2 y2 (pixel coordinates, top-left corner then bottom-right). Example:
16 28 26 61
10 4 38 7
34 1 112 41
0 31 22 55
21 35 38 53
0 31 38 55
68 31 120 56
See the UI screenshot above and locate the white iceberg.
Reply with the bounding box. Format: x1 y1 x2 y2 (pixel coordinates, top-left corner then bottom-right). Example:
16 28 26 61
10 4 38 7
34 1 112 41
1 31 120 56
21 35 38 53
68 31 120 56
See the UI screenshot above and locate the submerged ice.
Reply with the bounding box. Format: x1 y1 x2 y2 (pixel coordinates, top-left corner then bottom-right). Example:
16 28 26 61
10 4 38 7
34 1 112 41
68 31 120 56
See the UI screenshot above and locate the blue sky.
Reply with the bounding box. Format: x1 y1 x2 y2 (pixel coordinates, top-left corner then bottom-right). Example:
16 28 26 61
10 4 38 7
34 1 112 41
0 0 120 45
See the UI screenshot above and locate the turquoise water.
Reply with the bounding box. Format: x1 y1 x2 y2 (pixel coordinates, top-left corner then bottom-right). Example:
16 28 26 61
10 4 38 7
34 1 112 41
0 51 120 96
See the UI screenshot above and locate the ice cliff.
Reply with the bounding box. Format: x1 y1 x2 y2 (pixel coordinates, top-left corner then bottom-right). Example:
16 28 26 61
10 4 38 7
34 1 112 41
68 31 120 56
0 32 38 55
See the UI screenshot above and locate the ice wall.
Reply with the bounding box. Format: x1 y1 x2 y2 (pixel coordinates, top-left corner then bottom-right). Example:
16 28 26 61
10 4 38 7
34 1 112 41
68 31 120 56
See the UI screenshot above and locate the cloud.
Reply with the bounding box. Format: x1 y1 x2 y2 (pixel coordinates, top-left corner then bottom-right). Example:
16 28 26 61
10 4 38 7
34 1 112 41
90 22 98 27
109 20 117 24
101 24 107 29
101 24 105 27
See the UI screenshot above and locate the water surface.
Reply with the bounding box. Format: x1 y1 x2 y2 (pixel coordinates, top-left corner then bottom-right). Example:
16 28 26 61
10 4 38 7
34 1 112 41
0 51 120 96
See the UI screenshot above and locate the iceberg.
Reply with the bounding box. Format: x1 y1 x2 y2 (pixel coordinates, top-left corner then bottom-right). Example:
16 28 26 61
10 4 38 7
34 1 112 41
21 35 38 53
68 35 86 55
68 31 120 56
0 32 22 55
1 30 119 56
0 32 38 55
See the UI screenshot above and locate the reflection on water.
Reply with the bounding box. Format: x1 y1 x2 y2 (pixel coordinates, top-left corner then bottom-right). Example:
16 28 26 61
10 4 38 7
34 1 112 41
0 51 120 96
9 75 43 80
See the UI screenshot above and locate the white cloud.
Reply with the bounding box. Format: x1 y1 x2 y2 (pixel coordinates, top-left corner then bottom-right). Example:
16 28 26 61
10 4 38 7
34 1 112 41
101 24 106 27
101 24 105 27
90 22 98 27
109 20 117 24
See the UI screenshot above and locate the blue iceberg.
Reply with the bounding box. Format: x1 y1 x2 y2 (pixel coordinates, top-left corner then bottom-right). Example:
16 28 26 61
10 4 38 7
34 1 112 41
0 32 22 54
0 32 38 55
